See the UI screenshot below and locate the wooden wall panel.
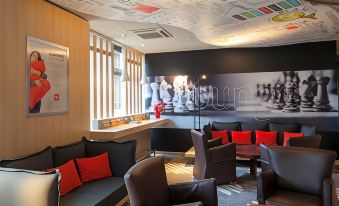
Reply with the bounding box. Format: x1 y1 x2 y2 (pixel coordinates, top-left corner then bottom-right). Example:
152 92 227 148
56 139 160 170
0 0 90 159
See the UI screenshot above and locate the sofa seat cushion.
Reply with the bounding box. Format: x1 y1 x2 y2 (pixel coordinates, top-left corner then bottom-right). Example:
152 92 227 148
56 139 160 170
269 123 299 145
60 177 126 206
266 189 321 206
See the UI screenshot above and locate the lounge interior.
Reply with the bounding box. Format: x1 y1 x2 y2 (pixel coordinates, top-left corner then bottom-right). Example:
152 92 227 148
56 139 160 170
1 0 339 206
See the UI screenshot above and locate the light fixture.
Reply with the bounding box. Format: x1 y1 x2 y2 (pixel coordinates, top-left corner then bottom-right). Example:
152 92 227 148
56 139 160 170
201 74 207 80
141 44 145 47
120 46 130 82
140 55 148 84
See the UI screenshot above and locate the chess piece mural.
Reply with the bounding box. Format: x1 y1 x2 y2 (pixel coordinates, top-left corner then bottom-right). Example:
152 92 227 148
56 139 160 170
314 76 333 112
283 82 300 112
173 75 189 113
159 79 174 112
300 75 317 111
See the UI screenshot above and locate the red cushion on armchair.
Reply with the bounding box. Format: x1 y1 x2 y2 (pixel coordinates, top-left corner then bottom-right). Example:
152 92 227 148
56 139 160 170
256 130 277 146
231 131 252 144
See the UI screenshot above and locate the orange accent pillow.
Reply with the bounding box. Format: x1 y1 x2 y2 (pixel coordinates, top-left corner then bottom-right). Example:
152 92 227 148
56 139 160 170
232 131 252 144
45 160 82 196
255 130 277 146
283 132 304 146
211 130 229 144
76 152 112 183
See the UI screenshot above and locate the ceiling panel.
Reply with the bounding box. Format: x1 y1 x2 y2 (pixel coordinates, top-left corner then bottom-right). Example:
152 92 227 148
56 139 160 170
49 0 339 53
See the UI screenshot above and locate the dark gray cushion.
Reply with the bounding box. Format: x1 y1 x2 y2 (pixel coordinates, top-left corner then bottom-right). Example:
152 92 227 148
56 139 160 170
269 123 299 145
84 139 136 177
0 167 59 206
241 122 268 143
301 125 316 136
202 122 212 139
60 177 126 206
0 147 53 171
53 140 86 167
211 121 240 142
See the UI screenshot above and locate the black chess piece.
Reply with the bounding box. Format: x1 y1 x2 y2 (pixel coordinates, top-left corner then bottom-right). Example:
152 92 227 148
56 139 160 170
273 81 285 110
292 72 301 105
267 81 277 109
314 76 332 112
283 82 300 112
300 75 317 111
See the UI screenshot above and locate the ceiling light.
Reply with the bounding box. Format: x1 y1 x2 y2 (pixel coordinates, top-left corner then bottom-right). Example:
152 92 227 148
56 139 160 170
141 44 145 47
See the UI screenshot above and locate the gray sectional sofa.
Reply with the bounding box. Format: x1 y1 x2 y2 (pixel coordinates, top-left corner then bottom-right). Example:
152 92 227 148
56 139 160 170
204 121 316 145
0 137 136 206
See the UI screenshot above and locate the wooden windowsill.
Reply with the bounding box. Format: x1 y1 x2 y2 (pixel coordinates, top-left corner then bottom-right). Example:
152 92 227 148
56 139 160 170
90 118 169 139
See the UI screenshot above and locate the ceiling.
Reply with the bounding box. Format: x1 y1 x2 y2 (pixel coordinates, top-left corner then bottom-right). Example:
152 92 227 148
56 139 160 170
49 0 339 53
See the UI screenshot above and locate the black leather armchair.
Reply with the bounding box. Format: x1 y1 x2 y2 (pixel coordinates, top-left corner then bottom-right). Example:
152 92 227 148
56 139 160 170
191 130 236 185
124 156 217 206
260 135 322 172
257 146 337 206
286 135 322 149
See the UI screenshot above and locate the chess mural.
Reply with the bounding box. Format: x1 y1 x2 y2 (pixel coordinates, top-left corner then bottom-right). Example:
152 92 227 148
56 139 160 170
145 70 338 118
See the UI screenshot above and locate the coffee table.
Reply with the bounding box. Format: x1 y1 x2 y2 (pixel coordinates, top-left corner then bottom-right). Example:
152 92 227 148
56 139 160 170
236 144 260 176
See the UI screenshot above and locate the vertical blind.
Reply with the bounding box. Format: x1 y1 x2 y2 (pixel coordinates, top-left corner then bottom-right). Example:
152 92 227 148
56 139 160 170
90 32 144 121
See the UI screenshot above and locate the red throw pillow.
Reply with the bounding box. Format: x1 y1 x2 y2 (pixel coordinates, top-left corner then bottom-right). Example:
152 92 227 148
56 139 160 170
76 152 112 183
283 132 304 146
232 131 252 144
45 160 82 196
255 130 277 146
211 130 229 144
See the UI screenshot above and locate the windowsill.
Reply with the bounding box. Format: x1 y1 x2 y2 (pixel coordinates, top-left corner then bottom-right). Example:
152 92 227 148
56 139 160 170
90 118 169 139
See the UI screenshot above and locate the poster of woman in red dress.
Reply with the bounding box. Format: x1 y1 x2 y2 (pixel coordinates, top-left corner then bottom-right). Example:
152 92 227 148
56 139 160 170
26 37 69 116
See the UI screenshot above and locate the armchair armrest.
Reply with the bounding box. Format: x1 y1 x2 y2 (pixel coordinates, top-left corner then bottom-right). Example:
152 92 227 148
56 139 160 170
172 202 203 206
169 178 217 206
208 138 222 148
208 143 236 163
322 178 338 206
257 170 277 204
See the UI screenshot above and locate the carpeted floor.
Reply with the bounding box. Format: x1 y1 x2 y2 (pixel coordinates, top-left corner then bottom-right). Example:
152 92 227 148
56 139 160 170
123 153 339 206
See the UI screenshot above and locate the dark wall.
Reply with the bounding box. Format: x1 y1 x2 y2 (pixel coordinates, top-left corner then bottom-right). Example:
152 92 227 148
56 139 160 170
146 41 337 76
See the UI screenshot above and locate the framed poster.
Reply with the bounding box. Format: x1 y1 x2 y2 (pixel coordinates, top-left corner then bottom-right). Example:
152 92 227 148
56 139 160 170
26 36 69 117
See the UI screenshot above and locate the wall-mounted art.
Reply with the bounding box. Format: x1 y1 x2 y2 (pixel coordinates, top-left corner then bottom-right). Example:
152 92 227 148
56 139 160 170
144 69 338 121
26 36 69 117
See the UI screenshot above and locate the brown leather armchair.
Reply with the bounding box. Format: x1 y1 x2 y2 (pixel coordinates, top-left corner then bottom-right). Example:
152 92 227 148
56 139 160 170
257 146 337 206
191 130 236 185
124 156 218 206
286 135 322 148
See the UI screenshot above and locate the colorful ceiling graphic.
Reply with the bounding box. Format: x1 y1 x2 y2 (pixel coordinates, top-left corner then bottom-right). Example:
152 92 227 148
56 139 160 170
50 0 339 47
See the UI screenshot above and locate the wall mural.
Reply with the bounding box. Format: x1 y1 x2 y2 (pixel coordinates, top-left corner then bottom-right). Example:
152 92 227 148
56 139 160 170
144 70 338 120
50 0 339 47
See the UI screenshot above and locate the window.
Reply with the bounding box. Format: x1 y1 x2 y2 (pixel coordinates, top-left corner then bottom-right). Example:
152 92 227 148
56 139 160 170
89 32 144 127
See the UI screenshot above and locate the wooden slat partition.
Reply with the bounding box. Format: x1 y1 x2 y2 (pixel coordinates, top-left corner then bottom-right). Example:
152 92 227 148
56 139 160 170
106 40 109 118
111 42 115 117
93 35 97 119
99 38 104 119
90 33 144 120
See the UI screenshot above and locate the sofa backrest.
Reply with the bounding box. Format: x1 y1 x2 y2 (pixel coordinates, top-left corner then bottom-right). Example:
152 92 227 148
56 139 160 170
268 122 300 145
52 140 86 167
241 122 268 144
0 147 53 171
0 167 59 206
211 121 240 142
84 138 136 177
268 146 336 196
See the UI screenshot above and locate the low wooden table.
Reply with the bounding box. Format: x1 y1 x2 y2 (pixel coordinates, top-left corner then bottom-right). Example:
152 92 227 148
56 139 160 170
236 144 260 176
